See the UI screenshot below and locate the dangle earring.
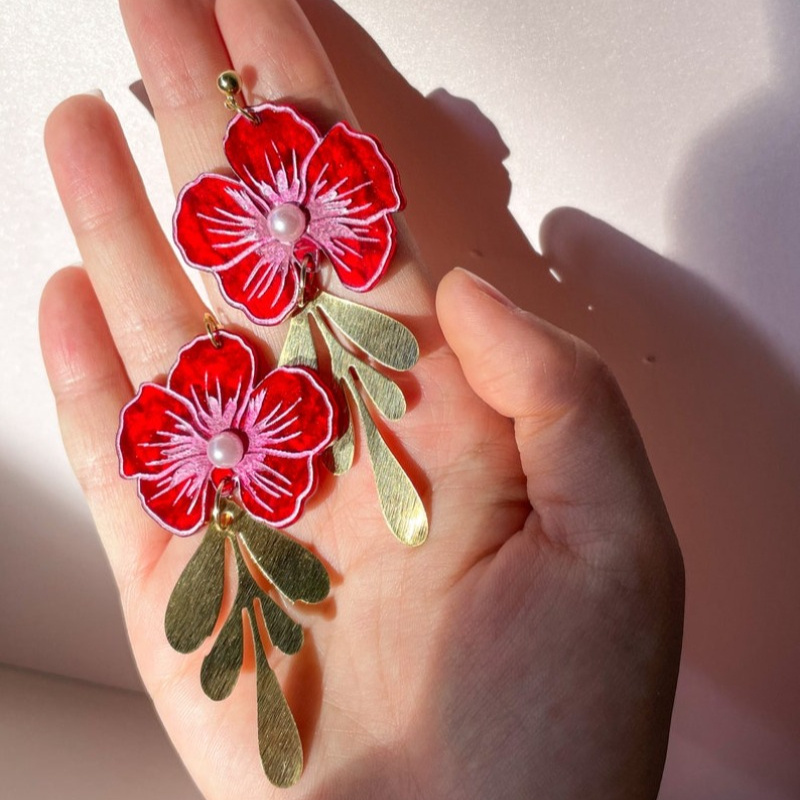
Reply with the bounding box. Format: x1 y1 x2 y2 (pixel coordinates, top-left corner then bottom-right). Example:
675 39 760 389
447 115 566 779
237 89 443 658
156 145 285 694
174 71 428 547
117 319 335 786
118 70 429 788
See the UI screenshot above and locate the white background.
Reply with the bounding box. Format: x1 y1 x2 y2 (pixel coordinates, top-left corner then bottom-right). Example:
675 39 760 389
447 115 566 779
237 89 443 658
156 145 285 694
1 0 798 797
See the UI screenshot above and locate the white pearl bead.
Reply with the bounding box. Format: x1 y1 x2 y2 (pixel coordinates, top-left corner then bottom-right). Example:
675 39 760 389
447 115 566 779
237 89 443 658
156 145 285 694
206 431 245 469
267 203 307 244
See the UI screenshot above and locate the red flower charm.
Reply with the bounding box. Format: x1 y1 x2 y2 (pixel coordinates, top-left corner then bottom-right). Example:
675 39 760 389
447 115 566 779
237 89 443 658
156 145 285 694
174 103 404 325
117 331 336 535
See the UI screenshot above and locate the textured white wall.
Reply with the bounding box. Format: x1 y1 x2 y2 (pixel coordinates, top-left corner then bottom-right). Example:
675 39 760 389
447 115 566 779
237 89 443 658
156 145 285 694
1 0 798 796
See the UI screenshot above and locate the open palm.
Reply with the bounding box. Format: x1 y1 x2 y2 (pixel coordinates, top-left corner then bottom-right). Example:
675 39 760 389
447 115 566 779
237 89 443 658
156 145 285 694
40 1 683 798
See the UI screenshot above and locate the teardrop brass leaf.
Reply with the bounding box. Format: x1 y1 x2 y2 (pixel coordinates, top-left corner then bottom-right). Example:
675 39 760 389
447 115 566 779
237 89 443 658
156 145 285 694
278 309 317 368
256 595 304 655
238 523 330 605
250 608 303 788
316 292 419 371
352 360 406 420
165 526 226 653
315 317 406 420
347 377 428 546
200 606 244 701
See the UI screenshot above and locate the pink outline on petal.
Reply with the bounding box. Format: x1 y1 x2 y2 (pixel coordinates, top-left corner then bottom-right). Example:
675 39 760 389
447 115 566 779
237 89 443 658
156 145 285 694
301 120 405 224
213 267 300 326
251 365 337 460
166 330 256 399
240 455 317 529
116 382 206 480
223 102 322 203
173 174 270 274
320 214 397 293
136 474 212 536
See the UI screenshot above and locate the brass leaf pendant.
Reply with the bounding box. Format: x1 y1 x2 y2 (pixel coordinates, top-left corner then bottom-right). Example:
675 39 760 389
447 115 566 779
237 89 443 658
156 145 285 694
279 292 428 547
165 498 329 787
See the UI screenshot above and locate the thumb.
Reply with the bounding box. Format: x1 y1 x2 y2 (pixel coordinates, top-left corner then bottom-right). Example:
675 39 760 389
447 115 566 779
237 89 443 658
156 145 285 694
436 267 675 567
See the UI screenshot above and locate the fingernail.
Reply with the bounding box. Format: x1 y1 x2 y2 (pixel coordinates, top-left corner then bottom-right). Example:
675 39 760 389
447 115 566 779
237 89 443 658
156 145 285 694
83 88 105 100
454 267 517 309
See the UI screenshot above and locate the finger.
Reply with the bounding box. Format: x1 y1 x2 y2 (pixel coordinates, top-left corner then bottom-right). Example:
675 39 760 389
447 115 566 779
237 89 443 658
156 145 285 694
120 0 233 192
436 267 675 565
44 94 206 386
215 0 436 321
39 267 170 589
215 0 354 127
124 0 434 336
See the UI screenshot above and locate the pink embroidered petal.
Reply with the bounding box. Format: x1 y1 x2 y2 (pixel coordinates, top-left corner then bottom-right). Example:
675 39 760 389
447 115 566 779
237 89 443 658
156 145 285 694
215 248 300 325
118 383 203 479
239 454 317 528
174 174 270 272
244 366 336 457
224 104 319 203
167 332 255 432
138 472 213 536
312 213 397 292
304 121 403 226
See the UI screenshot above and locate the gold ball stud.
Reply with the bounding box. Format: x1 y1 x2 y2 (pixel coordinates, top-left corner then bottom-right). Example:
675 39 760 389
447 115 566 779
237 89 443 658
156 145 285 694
217 70 242 96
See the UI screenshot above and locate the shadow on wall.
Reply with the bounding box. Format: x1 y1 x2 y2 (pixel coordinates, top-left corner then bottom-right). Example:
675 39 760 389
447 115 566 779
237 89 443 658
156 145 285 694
662 0 800 791
299 0 800 794
0 465 141 690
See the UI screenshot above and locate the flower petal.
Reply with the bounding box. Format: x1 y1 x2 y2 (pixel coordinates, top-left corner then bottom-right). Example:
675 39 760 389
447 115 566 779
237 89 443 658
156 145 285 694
214 248 300 325
174 174 270 272
240 366 336 458
239 454 317 529
304 121 403 226
138 473 213 536
224 104 320 203
167 332 256 433
235 367 335 528
117 383 205 479
312 213 397 291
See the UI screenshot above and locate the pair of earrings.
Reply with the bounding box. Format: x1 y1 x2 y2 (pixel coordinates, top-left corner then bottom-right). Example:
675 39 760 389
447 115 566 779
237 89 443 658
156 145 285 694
116 72 427 787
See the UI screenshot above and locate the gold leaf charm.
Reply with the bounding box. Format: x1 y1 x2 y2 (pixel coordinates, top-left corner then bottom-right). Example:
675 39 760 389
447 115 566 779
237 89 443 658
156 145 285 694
164 497 329 787
279 292 428 546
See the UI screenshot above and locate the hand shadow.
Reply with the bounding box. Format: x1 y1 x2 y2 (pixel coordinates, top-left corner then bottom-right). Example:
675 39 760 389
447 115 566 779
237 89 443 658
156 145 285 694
301 0 800 794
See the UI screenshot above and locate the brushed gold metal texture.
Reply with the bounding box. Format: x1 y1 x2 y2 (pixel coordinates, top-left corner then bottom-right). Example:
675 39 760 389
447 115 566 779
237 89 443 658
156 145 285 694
316 292 419 371
165 525 226 653
278 292 429 546
250 606 303 788
238 514 330 604
316 319 406 420
164 498 329 786
346 375 428 547
278 311 318 369
322 399 355 475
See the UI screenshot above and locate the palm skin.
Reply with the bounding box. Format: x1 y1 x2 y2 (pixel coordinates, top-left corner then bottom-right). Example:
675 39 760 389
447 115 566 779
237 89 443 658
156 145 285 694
39 1 684 798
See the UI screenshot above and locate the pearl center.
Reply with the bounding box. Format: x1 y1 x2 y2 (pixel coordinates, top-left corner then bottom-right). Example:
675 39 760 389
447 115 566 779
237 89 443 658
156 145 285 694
207 431 245 469
267 203 307 244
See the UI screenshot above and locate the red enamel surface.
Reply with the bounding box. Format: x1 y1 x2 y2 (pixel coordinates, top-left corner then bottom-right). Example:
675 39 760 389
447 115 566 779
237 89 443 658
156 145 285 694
215 249 300 325
167 332 255 423
322 214 397 292
304 121 403 222
138 475 213 536
239 455 316 530
117 332 336 534
118 384 198 478
172 103 405 323
250 367 338 456
224 104 319 199
174 174 259 271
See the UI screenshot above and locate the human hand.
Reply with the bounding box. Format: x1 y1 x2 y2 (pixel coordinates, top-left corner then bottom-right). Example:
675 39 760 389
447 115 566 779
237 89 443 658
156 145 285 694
40 1 684 798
